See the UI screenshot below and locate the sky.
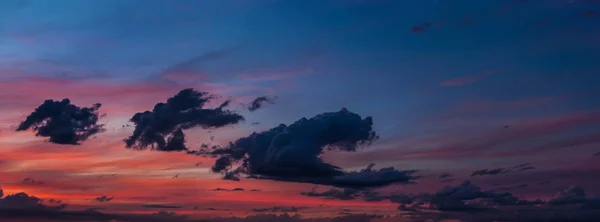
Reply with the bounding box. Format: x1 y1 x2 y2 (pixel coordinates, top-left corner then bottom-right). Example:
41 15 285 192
0 0 599 221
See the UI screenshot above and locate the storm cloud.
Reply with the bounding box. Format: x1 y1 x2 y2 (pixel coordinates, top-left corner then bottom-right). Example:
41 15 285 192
16 99 104 145
125 88 244 151
203 108 416 188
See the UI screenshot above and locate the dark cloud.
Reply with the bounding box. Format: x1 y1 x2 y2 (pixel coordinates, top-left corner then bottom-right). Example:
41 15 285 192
400 185 600 222
212 188 246 192
0 185 190 221
471 168 509 176
410 22 432 33
471 163 535 176
210 213 381 222
491 184 529 192
16 99 104 145
203 108 416 188
438 173 452 179
593 152 600 157
414 181 543 212
546 186 600 207
301 187 414 206
250 189 262 192
125 88 244 152
0 191 66 210
300 187 361 200
251 206 307 213
141 204 183 209
22 177 44 185
247 96 276 112
95 196 114 202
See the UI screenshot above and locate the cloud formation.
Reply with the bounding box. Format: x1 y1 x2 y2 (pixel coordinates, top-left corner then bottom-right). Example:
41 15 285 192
125 88 244 151
203 108 416 188
471 163 535 177
16 99 104 144
94 196 114 202
248 96 276 112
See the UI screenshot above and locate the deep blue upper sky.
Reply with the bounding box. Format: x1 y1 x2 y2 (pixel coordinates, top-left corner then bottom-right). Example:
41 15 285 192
1 1 600 220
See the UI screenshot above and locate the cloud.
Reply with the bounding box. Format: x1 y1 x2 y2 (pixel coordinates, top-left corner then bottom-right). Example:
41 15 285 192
16 98 104 144
440 70 495 87
212 188 246 192
400 184 600 222
251 206 307 213
438 173 452 179
141 204 184 209
203 108 416 188
415 181 543 212
247 96 276 112
22 177 44 185
491 184 529 192
300 187 361 200
210 213 381 222
0 187 381 221
471 163 535 177
471 168 509 176
94 196 114 202
410 22 432 33
301 187 414 205
125 88 244 152
546 186 600 207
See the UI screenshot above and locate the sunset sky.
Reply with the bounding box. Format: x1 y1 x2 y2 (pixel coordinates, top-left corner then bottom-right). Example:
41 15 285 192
1 0 600 221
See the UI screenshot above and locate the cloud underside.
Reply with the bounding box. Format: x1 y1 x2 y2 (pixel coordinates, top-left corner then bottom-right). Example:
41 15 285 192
202 108 416 188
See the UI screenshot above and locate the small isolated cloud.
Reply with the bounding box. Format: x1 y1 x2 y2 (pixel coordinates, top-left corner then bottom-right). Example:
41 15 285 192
203 108 416 188
438 173 452 179
125 88 244 152
248 96 276 112
22 178 44 185
471 163 535 177
251 206 307 213
95 196 114 202
410 22 433 33
440 70 495 87
141 204 183 209
16 99 104 145
212 188 246 192
471 168 509 176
